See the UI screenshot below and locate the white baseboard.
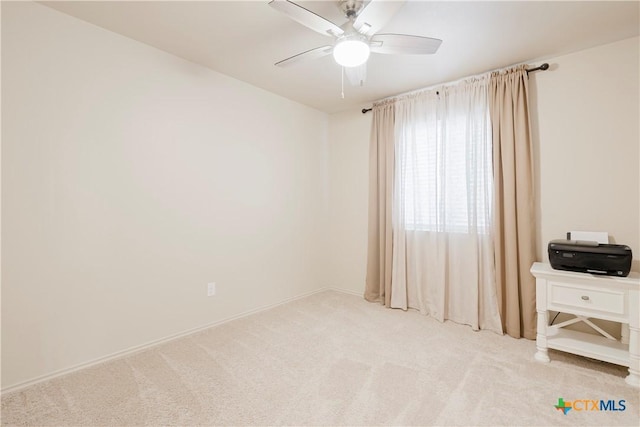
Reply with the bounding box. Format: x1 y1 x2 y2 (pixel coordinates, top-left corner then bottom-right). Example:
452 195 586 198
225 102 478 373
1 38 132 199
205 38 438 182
1 286 360 395
327 286 363 297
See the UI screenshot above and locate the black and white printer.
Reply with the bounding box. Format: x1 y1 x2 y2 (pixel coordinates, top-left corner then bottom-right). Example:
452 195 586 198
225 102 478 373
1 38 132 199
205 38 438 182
548 231 632 277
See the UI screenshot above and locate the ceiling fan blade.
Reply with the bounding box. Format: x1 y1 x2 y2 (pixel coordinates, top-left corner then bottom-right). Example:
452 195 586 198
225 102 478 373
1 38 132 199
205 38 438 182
345 63 367 86
275 45 333 67
269 0 344 37
370 34 442 55
353 0 405 36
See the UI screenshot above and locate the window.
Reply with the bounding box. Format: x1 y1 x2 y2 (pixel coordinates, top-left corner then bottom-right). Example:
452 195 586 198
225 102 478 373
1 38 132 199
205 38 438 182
397 91 493 234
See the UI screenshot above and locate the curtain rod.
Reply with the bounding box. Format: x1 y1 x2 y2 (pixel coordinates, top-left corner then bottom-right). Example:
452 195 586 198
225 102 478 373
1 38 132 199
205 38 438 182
361 63 550 114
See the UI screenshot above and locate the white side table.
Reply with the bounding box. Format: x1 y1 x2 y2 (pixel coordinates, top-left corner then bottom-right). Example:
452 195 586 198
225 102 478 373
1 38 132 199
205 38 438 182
531 262 640 388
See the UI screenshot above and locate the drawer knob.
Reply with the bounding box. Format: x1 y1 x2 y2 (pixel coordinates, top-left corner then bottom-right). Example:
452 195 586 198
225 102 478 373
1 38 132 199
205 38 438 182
581 295 590 301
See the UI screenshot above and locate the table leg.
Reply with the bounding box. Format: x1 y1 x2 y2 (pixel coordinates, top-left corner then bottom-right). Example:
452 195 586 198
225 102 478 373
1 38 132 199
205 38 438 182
535 309 550 363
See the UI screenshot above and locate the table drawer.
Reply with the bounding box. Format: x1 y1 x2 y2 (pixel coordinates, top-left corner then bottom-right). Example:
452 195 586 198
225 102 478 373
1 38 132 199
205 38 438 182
548 282 625 315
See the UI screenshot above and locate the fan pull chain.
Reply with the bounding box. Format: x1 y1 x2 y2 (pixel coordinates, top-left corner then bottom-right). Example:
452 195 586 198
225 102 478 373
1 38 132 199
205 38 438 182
341 66 345 99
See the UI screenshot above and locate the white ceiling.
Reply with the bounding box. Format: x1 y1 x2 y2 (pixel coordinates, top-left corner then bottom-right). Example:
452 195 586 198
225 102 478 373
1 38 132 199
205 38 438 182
41 1 640 113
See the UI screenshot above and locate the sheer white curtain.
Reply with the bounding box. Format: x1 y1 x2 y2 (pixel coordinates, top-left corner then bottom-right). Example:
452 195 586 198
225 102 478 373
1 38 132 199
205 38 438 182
390 77 503 333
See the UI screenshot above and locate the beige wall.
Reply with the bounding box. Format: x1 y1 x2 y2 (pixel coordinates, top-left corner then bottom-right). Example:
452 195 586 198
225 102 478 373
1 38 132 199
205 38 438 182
327 109 372 294
1 2 329 389
530 36 639 267
326 36 640 295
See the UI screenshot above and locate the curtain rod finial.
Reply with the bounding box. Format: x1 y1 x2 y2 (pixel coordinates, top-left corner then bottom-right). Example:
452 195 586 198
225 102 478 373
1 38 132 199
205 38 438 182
526 63 550 74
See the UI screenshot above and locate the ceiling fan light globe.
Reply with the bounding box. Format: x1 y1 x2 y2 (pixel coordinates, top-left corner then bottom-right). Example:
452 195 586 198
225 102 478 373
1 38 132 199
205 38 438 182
333 39 370 67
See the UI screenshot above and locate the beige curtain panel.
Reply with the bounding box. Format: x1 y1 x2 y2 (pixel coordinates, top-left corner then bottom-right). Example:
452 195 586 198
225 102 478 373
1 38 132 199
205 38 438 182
389 81 503 334
364 101 395 306
489 65 537 339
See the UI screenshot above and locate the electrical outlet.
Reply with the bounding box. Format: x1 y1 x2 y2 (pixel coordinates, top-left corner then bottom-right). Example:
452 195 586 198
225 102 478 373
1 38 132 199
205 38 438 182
207 282 216 297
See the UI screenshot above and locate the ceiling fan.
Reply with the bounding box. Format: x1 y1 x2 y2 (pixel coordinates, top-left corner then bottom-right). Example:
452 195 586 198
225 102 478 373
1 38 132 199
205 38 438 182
269 0 442 86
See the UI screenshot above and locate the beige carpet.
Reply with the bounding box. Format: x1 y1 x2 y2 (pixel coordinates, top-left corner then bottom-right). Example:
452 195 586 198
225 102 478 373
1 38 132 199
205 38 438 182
2 290 638 426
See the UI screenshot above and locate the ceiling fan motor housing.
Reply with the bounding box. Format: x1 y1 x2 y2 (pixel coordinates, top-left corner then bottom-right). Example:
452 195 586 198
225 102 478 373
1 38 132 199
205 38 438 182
339 0 364 19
